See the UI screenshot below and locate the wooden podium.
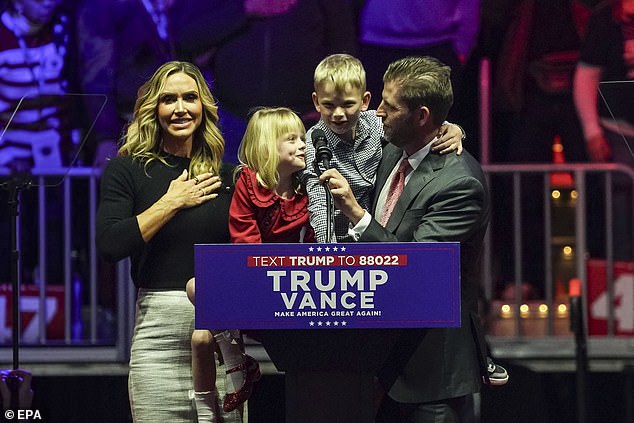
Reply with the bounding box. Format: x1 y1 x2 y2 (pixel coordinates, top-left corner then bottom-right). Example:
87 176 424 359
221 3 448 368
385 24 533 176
195 242 460 422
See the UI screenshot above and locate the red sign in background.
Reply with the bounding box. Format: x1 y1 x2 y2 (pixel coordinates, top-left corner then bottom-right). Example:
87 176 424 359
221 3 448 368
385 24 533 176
0 284 65 342
587 259 634 336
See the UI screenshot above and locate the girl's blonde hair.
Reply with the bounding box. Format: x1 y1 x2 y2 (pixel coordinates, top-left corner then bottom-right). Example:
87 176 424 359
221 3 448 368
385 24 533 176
119 61 224 177
237 107 305 190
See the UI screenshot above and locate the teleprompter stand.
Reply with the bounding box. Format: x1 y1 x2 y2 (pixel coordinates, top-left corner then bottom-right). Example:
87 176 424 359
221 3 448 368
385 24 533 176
0 92 105 410
1 171 34 410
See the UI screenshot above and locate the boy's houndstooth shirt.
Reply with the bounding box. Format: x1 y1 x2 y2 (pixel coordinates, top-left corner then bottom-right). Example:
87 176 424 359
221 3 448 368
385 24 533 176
302 110 384 243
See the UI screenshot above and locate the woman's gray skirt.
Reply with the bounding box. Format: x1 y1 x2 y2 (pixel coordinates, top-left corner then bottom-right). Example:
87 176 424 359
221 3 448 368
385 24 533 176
128 289 245 422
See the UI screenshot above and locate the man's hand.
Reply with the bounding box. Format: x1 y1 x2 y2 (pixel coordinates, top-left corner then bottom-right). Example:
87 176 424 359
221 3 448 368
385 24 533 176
319 168 365 225
585 133 611 162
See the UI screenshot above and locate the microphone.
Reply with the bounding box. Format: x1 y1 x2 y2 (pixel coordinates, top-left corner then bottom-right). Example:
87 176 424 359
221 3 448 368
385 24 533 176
311 129 332 171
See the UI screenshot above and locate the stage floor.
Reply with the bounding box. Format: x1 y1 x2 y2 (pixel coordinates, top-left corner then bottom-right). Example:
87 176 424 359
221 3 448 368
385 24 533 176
13 363 633 423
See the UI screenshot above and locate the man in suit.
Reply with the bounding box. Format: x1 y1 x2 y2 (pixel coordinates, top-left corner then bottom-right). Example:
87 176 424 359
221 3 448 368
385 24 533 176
320 56 490 422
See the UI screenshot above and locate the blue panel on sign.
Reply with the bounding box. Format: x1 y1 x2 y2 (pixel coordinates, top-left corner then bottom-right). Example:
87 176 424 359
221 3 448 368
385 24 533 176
194 242 460 330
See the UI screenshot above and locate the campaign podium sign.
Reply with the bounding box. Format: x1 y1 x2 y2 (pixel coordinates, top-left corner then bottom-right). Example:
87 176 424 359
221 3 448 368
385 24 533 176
194 242 460 330
195 242 461 422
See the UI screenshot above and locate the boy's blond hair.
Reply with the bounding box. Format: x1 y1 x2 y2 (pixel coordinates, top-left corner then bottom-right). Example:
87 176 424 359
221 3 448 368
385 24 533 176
313 54 366 93
237 107 305 190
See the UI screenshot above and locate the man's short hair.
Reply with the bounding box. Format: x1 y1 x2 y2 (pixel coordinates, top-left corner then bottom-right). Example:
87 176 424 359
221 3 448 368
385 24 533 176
383 56 453 125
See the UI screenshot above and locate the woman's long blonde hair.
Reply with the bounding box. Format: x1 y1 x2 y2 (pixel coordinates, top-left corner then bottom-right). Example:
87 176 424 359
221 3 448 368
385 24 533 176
237 107 305 190
119 61 224 177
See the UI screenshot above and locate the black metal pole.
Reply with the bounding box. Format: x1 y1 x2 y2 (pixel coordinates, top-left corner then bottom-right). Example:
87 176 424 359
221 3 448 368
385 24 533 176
324 183 333 244
569 278 588 423
312 161 334 243
6 179 27 369
3 175 31 410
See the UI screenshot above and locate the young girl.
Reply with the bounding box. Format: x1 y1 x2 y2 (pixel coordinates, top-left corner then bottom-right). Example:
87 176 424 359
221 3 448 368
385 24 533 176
186 107 314 421
229 107 315 244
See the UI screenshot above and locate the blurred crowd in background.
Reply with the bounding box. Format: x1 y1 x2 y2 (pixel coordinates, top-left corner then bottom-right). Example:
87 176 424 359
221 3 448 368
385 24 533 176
2 0 633 295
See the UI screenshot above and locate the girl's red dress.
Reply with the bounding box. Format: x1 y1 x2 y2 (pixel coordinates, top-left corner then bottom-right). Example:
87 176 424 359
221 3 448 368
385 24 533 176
229 167 315 243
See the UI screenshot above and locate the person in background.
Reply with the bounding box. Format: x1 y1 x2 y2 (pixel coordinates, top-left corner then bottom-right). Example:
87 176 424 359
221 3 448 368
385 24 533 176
356 0 480 112
173 0 357 163
96 61 242 422
574 0 634 260
574 0 634 164
490 0 591 294
0 0 83 286
185 107 314 421
495 0 588 163
76 0 179 167
0 0 77 169
320 56 491 422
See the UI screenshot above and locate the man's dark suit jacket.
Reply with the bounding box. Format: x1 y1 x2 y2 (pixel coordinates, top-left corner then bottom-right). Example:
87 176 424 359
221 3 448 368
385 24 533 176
362 142 490 404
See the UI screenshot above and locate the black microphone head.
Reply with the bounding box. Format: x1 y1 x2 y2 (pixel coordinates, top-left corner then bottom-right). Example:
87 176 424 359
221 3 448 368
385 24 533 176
311 128 332 169
311 128 327 147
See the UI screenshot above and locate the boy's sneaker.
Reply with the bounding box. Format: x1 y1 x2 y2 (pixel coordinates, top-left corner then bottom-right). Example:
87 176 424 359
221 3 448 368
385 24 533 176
486 357 509 386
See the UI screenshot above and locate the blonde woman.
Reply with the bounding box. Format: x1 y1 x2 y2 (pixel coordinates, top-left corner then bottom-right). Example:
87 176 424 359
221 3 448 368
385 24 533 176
96 61 242 423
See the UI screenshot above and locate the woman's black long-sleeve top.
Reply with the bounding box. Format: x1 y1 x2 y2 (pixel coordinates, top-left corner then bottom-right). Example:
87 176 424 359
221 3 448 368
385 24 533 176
96 153 234 290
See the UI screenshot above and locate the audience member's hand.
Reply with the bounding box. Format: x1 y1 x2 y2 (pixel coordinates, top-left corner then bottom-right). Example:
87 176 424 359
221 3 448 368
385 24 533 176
245 0 297 17
432 123 464 155
164 170 221 210
585 133 611 162
0 369 33 409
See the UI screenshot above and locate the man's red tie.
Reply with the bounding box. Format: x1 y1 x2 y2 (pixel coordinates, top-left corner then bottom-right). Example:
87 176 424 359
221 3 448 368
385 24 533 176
380 158 412 227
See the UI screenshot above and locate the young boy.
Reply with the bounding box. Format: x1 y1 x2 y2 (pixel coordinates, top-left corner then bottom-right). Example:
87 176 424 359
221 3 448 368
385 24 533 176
302 53 509 386
303 53 463 243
